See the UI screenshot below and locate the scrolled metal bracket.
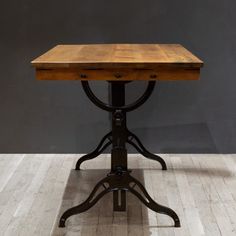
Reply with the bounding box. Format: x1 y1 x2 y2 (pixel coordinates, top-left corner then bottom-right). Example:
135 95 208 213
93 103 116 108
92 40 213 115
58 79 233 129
81 81 156 112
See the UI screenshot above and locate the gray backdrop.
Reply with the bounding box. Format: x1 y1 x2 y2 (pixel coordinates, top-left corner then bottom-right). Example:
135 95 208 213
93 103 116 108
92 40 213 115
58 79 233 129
0 0 235 153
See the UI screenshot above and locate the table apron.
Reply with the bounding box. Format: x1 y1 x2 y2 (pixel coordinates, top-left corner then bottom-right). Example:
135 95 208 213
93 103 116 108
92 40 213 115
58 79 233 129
35 68 200 81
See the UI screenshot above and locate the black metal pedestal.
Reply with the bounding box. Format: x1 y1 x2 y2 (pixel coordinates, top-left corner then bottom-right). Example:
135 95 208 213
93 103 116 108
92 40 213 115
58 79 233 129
59 81 180 228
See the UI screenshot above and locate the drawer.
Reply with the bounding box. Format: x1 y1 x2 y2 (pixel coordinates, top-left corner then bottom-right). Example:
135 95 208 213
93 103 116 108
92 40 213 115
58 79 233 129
35 67 200 81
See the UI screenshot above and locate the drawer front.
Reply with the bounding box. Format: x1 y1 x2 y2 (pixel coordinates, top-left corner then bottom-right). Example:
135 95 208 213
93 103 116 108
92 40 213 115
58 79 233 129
35 68 200 81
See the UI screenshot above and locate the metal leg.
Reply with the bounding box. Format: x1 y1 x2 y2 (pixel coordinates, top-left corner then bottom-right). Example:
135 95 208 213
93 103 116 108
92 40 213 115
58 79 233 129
75 131 112 170
59 175 111 227
127 174 180 227
59 169 180 227
127 131 167 170
110 82 128 211
59 81 180 228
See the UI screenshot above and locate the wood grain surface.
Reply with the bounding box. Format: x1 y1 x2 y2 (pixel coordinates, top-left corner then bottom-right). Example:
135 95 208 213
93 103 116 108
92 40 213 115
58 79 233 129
0 154 236 236
31 44 203 81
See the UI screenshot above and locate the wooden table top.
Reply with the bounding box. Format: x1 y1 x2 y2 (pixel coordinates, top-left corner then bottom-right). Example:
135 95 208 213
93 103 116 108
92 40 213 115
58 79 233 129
31 44 203 81
32 44 203 69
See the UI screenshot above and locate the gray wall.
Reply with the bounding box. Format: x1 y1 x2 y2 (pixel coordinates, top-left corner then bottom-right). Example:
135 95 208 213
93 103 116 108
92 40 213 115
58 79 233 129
0 0 235 153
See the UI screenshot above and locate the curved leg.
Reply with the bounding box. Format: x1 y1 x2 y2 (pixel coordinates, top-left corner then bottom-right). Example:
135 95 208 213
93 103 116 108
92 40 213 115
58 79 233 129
127 131 167 170
59 176 111 227
81 81 156 112
60 81 180 229
127 175 180 227
59 169 180 228
75 131 112 170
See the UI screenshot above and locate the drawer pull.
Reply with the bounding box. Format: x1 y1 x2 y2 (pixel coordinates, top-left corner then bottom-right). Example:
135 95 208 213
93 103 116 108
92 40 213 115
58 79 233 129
114 73 122 79
150 74 157 79
80 74 88 79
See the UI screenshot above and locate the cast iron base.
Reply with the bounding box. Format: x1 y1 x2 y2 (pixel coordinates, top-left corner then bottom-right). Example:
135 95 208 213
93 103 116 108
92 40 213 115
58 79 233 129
59 169 180 227
59 81 180 228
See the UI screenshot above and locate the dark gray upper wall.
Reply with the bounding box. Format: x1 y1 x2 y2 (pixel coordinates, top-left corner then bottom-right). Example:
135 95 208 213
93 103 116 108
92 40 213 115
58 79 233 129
0 0 235 153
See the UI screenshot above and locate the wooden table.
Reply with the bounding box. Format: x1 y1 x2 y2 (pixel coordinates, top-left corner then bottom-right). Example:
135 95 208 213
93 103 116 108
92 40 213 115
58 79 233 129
31 44 203 228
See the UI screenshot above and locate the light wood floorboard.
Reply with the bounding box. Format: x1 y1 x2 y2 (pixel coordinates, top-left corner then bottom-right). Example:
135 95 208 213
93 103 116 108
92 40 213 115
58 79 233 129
0 154 236 236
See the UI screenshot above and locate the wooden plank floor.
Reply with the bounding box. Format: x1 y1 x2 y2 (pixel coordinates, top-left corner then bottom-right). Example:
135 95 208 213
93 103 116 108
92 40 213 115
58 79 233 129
0 154 236 236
